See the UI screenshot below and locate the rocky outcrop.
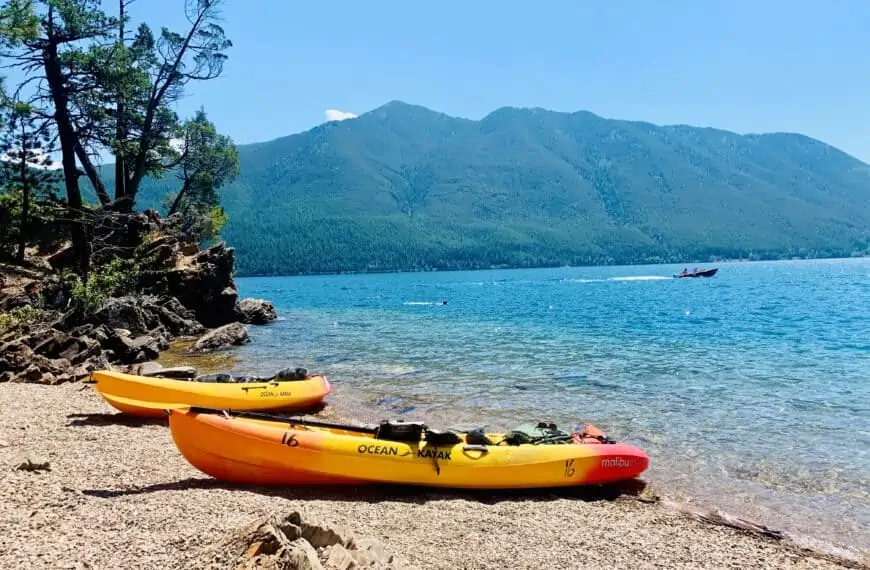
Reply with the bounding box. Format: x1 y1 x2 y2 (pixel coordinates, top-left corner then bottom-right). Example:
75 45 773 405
1 211 278 385
236 298 278 325
189 322 249 353
192 511 415 570
142 242 240 328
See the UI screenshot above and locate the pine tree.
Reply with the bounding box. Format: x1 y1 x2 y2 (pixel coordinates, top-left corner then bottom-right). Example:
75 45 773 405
0 101 61 261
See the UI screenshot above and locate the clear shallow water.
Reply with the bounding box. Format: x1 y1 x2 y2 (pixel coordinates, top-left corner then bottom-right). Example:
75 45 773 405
231 259 870 558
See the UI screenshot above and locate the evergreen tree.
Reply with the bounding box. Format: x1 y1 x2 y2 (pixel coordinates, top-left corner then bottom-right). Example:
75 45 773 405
0 101 62 261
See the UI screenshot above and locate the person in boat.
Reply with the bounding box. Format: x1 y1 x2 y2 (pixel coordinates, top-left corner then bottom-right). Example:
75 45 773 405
680 268 689 276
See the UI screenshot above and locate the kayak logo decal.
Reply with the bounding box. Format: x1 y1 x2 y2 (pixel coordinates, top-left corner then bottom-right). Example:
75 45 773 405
600 457 638 468
240 385 292 398
417 449 452 460
357 444 412 457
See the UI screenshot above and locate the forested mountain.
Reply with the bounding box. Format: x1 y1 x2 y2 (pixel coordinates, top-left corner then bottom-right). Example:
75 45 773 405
127 101 870 275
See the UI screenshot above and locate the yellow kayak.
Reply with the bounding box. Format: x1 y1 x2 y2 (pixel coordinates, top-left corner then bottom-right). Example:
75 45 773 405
89 370 332 418
168 408 649 489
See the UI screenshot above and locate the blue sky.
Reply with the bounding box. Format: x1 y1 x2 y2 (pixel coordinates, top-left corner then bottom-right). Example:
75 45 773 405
121 0 869 160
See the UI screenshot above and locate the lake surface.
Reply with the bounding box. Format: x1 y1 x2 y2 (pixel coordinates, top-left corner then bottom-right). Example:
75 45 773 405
231 259 870 559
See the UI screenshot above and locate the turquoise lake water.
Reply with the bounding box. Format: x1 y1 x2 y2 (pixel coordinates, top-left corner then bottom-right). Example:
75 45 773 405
232 259 870 558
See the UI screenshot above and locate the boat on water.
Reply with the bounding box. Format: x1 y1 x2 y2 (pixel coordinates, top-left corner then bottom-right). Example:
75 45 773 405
167 408 649 489
88 368 332 418
674 267 718 278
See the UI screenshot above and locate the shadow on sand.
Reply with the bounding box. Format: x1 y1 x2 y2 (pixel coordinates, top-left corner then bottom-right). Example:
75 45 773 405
81 476 652 506
65 412 166 428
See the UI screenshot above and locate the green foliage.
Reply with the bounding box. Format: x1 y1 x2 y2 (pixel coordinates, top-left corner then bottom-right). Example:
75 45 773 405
88 257 140 297
0 102 65 259
0 305 45 333
167 108 239 215
69 274 102 316
125 102 870 275
68 255 140 315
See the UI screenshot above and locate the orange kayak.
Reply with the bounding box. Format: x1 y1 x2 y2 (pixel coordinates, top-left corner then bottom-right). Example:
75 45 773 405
168 408 649 489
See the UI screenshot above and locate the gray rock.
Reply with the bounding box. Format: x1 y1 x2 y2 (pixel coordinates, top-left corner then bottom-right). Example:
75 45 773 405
20 364 43 383
354 538 393 566
236 298 278 325
14 455 51 472
92 297 150 336
145 366 197 379
321 544 357 570
189 322 249 353
0 286 33 311
283 538 325 570
131 336 160 360
30 329 101 365
0 340 34 372
133 361 164 376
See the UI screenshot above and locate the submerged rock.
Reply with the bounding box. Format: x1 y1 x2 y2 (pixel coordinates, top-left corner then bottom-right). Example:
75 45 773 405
236 298 278 325
189 322 249 353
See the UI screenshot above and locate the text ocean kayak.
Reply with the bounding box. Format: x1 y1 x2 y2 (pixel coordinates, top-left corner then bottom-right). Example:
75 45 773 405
167 408 649 489
89 370 332 417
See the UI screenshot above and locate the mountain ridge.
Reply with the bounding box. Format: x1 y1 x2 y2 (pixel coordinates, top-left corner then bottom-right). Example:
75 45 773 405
117 100 870 275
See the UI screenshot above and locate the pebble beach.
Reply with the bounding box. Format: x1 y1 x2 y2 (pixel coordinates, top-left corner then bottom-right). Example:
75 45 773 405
0 382 863 570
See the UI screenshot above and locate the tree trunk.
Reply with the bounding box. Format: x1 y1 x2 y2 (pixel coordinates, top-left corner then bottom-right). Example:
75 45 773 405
74 141 111 205
43 19 90 278
168 179 191 215
16 123 29 262
114 0 127 204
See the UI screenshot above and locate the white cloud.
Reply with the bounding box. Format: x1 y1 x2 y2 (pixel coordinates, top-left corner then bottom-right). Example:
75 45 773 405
325 109 357 122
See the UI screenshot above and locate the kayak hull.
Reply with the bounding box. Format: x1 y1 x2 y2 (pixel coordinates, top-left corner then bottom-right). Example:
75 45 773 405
90 370 332 417
167 409 649 489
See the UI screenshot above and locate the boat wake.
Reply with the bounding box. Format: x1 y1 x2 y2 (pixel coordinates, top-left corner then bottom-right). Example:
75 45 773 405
609 276 670 281
563 276 670 283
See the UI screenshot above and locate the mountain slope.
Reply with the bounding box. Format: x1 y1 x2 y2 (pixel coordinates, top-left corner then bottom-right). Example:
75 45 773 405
132 101 870 275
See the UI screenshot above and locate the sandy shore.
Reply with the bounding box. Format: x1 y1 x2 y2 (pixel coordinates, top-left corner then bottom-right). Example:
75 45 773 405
0 383 863 570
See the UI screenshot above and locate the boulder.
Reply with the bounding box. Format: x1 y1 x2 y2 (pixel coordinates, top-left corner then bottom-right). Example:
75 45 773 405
144 366 196 379
92 297 151 336
30 329 101 365
0 340 34 372
149 242 239 328
131 335 160 360
0 286 33 311
133 361 165 376
40 275 70 311
189 322 249 353
17 364 44 383
236 298 278 325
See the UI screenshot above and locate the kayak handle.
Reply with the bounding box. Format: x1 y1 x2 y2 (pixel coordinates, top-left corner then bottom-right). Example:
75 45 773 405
463 445 489 453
